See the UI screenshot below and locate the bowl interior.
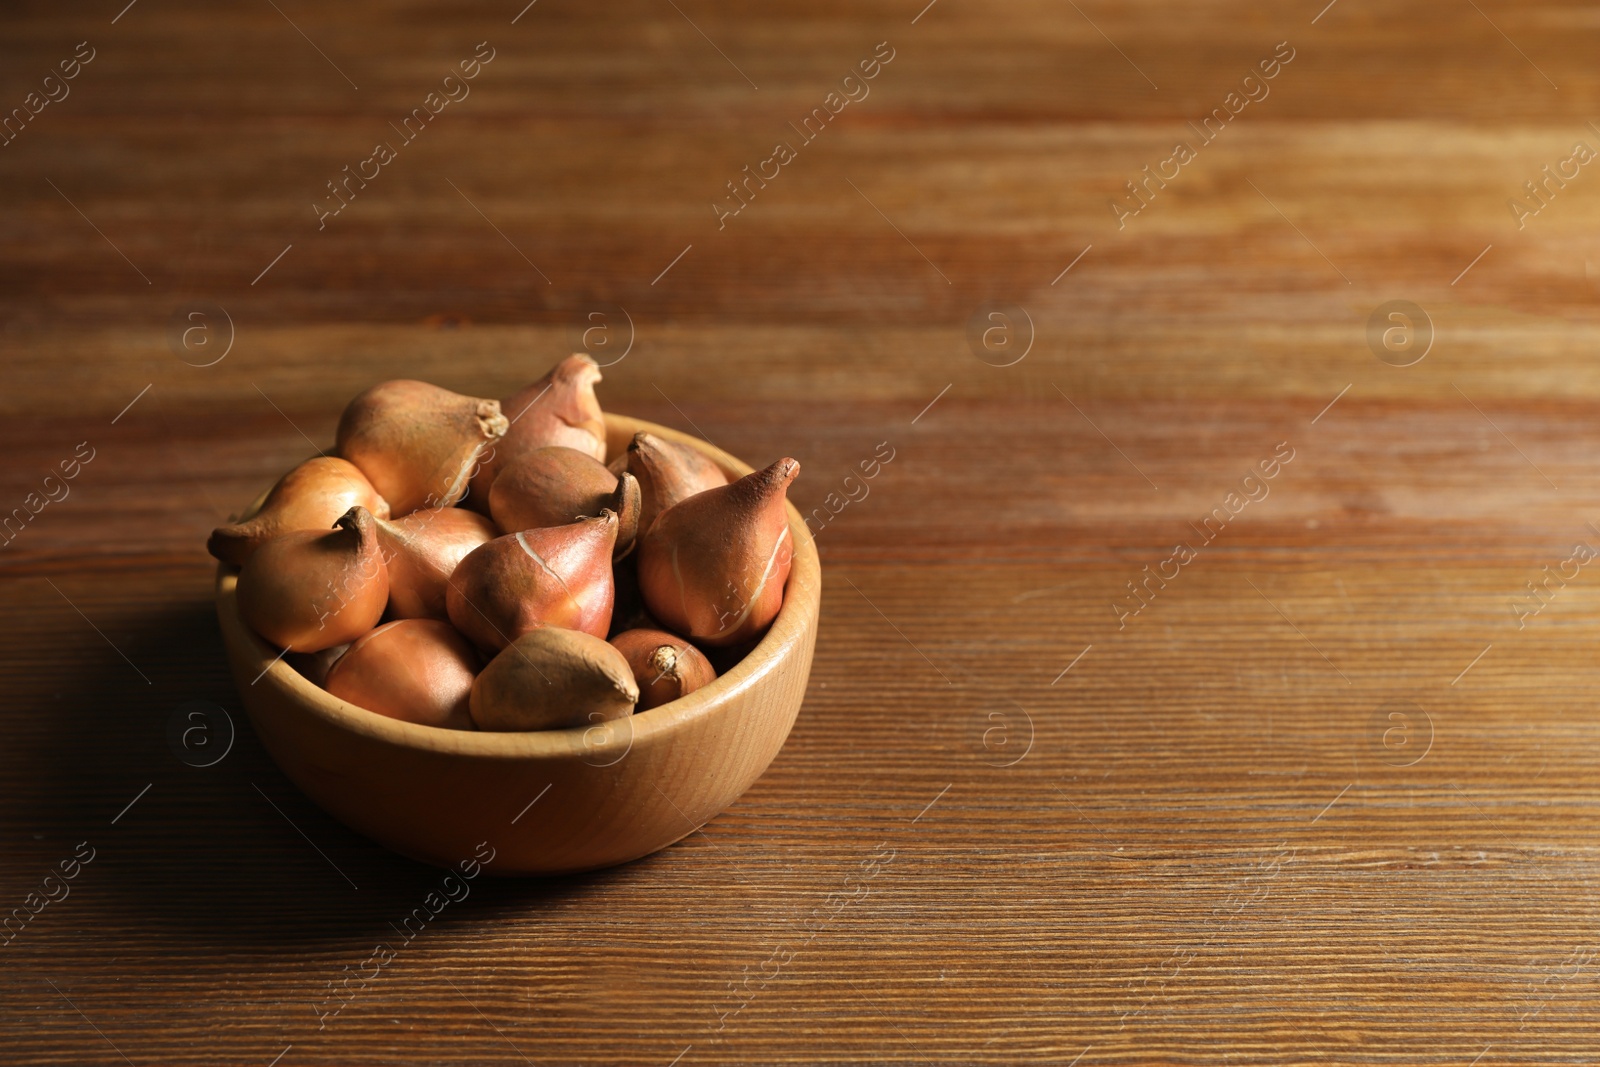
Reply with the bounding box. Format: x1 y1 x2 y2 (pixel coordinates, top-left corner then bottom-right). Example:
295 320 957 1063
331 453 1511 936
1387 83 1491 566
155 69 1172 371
216 413 819 760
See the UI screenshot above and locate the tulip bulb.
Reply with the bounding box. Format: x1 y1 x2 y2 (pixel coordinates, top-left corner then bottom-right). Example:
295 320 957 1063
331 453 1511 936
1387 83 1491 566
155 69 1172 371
471 626 637 732
445 512 617 652
637 458 798 647
373 507 498 620
626 432 729 535
468 355 606 501
336 379 508 516
324 619 479 731
236 506 389 652
208 457 389 566
488 446 641 557
609 628 717 711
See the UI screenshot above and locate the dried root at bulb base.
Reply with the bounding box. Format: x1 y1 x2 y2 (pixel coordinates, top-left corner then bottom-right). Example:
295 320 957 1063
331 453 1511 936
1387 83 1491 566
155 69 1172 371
610 627 717 710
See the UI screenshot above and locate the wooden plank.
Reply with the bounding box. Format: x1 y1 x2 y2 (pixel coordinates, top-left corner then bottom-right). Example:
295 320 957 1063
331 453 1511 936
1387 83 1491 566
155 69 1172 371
3 0 1600 1062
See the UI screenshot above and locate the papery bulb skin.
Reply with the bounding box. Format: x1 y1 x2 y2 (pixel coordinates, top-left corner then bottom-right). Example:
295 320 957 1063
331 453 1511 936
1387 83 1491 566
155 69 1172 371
324 619 479 731
609 628 717 711
236 506 390 652
626 432 729 535
470 626 637 732
445 512 618 652
209 457 389 565
373 507 499 620
468 355 606 501
636 458 798 647
336 379 508 516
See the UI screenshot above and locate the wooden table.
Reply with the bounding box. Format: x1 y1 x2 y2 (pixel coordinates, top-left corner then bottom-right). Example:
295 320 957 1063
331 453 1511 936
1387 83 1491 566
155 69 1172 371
4 0 1598 1062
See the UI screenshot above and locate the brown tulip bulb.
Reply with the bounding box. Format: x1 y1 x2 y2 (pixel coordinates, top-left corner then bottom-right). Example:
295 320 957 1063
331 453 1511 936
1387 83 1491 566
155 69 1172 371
626 432 729 534
637 458 798 647
324 619 479 731
208 457 390 566
488 446 616 533
445 512 618 652
236 506 389 652
468 355 606 501
471 626 637 732
374 507 498 620
336 379 509 516
609 628 717 711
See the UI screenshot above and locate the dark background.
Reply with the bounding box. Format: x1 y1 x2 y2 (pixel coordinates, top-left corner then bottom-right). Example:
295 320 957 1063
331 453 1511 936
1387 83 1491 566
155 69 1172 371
3 0 1599 1063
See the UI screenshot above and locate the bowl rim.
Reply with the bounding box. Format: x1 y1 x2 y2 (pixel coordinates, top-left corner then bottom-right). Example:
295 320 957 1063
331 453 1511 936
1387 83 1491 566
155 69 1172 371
215 413 821 761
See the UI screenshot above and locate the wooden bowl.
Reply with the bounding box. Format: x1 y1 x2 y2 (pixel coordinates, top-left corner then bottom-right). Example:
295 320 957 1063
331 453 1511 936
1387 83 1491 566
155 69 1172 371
214 415 819 876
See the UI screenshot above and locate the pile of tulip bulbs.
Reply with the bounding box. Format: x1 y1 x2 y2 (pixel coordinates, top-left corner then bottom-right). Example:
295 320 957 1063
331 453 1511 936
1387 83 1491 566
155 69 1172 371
209 355 800 733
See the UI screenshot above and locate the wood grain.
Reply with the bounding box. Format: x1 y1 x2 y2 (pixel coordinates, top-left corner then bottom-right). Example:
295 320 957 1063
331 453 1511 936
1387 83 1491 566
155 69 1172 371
3 0 1600 1062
